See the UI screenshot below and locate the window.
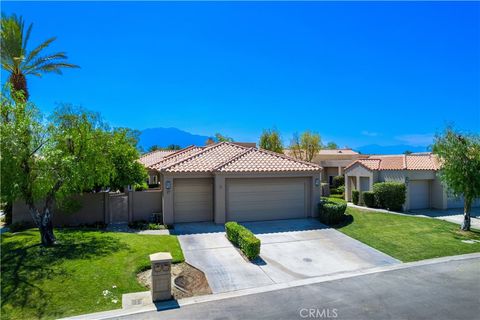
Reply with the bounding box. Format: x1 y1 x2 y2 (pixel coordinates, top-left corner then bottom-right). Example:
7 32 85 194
329 176 334 186
153 175 158 184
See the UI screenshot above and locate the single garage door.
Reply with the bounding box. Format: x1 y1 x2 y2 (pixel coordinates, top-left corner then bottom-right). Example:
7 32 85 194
409 180 430 210
174 178 213 223
226 178 309 222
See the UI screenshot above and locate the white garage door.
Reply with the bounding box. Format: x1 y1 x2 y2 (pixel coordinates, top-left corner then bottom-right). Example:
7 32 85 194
174 178 213 223
226 178 309 222
409 180 430 210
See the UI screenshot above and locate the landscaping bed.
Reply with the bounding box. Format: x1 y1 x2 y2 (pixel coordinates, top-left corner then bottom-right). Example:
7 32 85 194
337 207 480 262
137 262 212 300
1 228 184 320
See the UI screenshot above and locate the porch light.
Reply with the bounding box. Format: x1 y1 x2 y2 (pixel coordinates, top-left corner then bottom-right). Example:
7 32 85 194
315 178 320 187
165 181 172 190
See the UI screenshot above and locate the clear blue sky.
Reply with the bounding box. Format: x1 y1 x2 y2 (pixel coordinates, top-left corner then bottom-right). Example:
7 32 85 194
2 1 479 148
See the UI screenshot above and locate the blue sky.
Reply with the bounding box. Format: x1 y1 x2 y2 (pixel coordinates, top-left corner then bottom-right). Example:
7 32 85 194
2 1 479 149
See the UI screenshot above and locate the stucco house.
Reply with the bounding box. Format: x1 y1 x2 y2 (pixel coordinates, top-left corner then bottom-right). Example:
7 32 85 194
344 153 478 211
139 150 176 185
285 149 368 185
144 142 322 224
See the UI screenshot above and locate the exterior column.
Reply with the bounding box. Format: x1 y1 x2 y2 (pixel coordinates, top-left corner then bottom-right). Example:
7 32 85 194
345 175 350 201
214 175 226 224
311 174 321 217
162 175 174 225
338 166 342 176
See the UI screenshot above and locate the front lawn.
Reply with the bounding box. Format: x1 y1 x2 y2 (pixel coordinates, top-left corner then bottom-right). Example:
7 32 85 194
337 207 480 262
1 229 184 320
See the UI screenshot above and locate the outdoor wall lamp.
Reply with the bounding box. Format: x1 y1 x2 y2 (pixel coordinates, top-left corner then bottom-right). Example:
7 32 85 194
165 181 172 190
315 178 320 187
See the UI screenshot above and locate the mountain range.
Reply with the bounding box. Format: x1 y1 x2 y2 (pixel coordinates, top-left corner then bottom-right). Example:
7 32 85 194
138 127 429 155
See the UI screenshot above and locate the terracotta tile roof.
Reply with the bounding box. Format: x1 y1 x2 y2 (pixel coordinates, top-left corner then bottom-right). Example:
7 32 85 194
150 146 204 170
159 142 322 174
318 149 359 155
215 147 321 173
138 150 177 167
345 153 440 171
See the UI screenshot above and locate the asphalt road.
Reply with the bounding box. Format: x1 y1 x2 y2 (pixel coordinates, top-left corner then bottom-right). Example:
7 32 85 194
118 257 480 320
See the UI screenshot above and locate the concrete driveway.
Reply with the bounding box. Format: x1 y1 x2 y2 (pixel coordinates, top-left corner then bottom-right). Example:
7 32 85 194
174 219 399 293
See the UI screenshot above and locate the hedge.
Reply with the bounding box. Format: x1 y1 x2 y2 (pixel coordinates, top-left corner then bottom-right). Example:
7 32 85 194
362 191 375 207
318 197 347 225
332 176 345 188
373 182 406 211
225 222 261 260
352 190 360 205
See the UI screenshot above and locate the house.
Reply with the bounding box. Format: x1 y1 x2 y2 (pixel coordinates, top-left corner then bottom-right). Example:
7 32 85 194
144 142 322 224
139 150 177 185
344 153 479 211
285 149 368 185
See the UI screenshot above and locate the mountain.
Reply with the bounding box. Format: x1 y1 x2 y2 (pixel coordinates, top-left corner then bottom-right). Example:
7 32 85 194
355 144 429 155
138 127 210 151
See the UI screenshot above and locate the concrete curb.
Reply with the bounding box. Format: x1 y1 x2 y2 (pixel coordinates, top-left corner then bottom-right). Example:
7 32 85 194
60 252 480 320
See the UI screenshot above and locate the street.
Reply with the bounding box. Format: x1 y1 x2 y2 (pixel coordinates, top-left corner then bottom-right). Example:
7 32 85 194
117 257 480 320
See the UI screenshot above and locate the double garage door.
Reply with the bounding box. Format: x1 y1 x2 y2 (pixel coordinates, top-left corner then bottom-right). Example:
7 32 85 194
226 178 309 222
173 177 310 223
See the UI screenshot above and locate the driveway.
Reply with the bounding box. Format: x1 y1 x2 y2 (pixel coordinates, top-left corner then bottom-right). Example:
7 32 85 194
174 219 399 293
408 207 480 230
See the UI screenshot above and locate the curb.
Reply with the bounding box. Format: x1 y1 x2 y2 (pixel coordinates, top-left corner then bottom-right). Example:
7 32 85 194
60 252 480 320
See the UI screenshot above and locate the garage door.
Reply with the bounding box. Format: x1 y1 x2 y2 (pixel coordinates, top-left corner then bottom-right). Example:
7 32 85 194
226 178 309 222
174 178 213 223
409 180 430 210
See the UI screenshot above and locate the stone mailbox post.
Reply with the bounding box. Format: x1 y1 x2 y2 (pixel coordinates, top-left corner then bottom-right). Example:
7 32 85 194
149 252 172 301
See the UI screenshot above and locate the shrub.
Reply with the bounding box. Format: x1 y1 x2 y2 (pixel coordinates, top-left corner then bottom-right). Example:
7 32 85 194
318 197 347 225
128 220 165 230
330 194 344 199
225 222 261 260
363 191 375 207
134 182 149 191
352 190 360 205
337 185 345 194
373 182 406 211
225 221 242 244
330 187 339 195
332 176 345 188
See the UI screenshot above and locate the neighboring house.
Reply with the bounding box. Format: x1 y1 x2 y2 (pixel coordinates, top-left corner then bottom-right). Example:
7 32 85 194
285 149 368 185
344 153 479 211
139 150 177 185
144 142 322 224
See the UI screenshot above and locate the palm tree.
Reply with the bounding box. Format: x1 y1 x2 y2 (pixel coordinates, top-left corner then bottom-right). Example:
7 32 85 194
1 13 79 100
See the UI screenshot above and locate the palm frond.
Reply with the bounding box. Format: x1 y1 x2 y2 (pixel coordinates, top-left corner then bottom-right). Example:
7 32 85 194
23 37 56 65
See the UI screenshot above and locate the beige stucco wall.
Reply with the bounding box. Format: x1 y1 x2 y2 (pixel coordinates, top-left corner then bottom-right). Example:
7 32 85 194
13 192 107 226
132 190 163 221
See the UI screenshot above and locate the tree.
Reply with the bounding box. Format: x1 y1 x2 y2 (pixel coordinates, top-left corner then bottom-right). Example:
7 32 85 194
1 90 146 245
259 128 283 153
1 14 79 100
325 142 338 149
433 126 480 231
290 131 322 162
165 144 181 150
214 133 234 142
148 145 161 152
404 150 413 155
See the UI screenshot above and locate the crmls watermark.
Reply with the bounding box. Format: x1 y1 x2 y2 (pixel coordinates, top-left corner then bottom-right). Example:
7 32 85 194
299 308 338 318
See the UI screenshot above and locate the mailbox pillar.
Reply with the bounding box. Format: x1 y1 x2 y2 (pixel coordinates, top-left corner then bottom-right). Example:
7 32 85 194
149 252 172 301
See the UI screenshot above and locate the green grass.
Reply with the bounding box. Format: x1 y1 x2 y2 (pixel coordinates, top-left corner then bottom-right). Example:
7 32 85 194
1 228 184 320
337 207 480 262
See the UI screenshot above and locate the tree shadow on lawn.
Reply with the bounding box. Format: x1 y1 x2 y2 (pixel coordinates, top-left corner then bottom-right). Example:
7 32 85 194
1 229 129 319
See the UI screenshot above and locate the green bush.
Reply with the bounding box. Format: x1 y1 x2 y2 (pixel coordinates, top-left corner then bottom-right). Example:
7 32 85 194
332 176 345 188
373 182 406 211
225 221 242 244
330 187 339 195
363 191 375 207
225 222 261 260
134 182 149 191
329 194 344 199
318 197 347 225
337 185 345 193
352 190 360 205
